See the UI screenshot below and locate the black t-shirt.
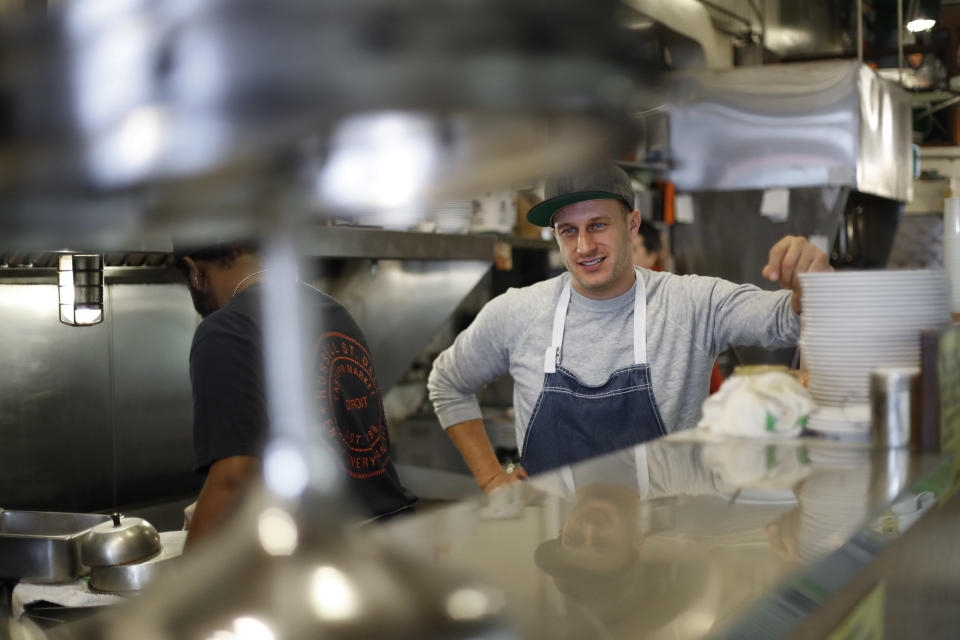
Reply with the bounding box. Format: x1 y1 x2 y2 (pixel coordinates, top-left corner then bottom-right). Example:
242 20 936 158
189 282 417 518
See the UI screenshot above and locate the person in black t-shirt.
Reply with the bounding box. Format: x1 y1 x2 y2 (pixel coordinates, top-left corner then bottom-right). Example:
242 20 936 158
176 243 416 546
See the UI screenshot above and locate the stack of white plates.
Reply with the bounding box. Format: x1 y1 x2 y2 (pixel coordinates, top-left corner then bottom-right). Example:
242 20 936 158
798 270 949 435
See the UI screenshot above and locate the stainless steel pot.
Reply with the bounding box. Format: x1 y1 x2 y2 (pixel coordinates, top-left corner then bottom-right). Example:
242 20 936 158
81 514 161 568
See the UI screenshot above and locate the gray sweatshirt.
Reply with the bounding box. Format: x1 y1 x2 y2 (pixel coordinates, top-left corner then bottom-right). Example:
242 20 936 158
427 267 800 451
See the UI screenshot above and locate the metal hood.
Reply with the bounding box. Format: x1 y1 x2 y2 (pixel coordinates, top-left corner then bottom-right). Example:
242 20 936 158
665 60 913 202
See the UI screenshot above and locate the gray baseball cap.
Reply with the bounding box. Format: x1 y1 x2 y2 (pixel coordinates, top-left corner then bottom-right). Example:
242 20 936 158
526 163 634 227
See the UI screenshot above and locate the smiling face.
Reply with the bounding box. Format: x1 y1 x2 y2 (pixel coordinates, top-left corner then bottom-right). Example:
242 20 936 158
553 199 639 300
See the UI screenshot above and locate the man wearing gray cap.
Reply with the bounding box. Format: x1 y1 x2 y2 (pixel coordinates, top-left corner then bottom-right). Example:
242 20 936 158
427 163 830 490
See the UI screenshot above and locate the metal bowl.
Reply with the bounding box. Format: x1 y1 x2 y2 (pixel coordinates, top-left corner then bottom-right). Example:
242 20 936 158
81 514 161 568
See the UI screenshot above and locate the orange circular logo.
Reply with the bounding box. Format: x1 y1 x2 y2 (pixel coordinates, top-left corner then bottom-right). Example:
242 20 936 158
314 332 390 479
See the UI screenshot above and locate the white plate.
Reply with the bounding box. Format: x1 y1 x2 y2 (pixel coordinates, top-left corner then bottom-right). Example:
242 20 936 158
810 392 870 403
811 404 870 420
803 316 946 324
802 347 920 356
802 351 920 360
800 336 923 344
802 318 947 326
805 361 920 372
801 296 947 305
802 293 947 302
809 388 869 401
809 388 870 399
809 396 870 408
802 282 946 291
807 423 869 436
801 320 945 330
716 488 799 505
803 297 946 306
809 380 871 389
807 424 871 439
800 317 948 327
800 269 945 282
809 391 869 400
803 291 946 301
808 377 872 388
805 361 918 372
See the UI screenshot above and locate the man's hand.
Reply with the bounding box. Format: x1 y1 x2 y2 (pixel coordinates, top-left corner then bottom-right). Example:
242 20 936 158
762 235 832 314
482 467 529 493
446 420 530 492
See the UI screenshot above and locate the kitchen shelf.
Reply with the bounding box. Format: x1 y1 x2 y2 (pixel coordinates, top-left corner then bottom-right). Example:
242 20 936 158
0 266 180 285
0 227 555 285
298 226 496 261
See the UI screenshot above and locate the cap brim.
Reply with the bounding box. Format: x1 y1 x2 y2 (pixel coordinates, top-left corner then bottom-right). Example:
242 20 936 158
535 538 636 580
526 191 631 227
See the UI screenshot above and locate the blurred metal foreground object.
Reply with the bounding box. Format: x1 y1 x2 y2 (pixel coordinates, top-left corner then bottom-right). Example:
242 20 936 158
0 0 657 252
47 487 517 640
0 1 654 638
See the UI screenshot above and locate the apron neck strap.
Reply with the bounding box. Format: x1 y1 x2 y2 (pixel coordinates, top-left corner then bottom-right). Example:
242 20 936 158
544 273 648 374
544 281 572 374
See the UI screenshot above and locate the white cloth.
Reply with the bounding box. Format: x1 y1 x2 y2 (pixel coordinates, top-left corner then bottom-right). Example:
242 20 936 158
183 500 198 530
698 372 814 438
12 580 125 618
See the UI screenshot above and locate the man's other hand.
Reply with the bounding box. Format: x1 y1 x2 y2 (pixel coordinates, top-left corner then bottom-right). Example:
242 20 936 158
762 235 832 314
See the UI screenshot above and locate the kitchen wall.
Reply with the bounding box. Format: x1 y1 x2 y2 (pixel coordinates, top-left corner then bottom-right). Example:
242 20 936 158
0 283 201 513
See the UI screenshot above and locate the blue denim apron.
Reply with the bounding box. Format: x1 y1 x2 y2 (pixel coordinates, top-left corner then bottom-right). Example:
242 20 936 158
520 275 667 476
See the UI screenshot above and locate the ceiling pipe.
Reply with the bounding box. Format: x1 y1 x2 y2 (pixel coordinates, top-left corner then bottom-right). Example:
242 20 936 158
858 0 864 65
898 0 904 85
625 0 734 69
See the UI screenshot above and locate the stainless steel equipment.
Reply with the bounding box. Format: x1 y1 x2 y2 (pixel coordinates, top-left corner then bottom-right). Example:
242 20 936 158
0 283 199 515
871 367 921 449
88 531 185 594
81 515 161 568
0 510 110 583
53 488 518 640
666 60 913 202
361 433 949 639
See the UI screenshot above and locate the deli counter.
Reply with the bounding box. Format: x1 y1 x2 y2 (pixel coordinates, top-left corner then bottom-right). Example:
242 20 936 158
14 425 959 640
366 431 960 639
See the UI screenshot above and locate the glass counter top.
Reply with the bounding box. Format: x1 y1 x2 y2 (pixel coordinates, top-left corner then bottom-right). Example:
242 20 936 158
371 431 952 639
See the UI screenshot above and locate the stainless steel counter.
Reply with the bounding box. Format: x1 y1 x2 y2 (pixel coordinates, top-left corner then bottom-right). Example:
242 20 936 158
370 431 954 639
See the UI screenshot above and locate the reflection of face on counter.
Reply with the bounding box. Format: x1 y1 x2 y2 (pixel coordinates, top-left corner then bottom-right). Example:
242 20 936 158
557 484 642 572
534 483 650 628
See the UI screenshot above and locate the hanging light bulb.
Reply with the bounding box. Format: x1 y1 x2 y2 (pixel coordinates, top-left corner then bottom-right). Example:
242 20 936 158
906 0 940 32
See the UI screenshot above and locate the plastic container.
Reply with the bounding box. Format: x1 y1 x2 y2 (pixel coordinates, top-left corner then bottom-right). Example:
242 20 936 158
869 367 920 449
